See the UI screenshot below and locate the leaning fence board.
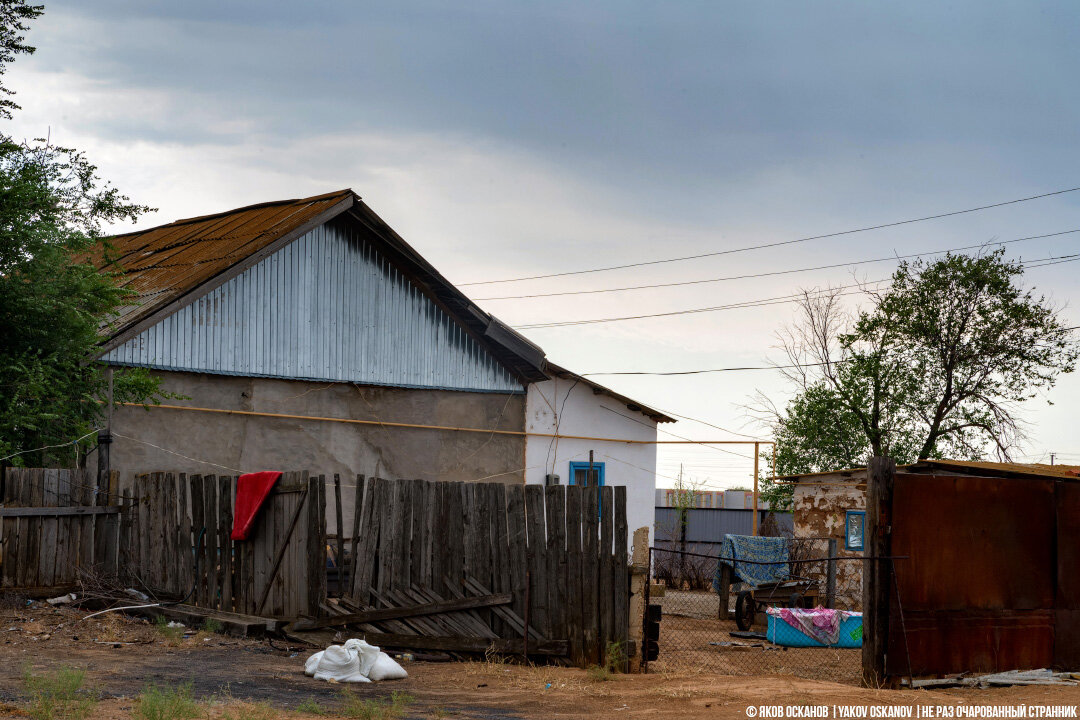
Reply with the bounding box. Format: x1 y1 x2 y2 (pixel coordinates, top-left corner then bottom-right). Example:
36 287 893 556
612 485 629 668
346 632 568 656
545 485 565 651
219 476 233 612
564 484 584 666
349 475 365 597
524 485 547 637
599 485 614 665
581 486 600 666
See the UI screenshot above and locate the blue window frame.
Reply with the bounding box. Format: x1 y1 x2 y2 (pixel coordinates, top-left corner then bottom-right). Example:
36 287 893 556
845 510 866 551
568 461 605 487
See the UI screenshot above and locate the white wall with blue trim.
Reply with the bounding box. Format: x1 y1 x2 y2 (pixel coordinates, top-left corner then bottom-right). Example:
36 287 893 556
524 378 658 550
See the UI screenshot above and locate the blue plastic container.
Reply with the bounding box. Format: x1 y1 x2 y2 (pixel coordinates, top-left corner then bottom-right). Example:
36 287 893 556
766 612 863 648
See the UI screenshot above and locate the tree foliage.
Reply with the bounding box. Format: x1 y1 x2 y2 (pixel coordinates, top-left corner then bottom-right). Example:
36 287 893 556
0 1 163 466
753 250 1078 507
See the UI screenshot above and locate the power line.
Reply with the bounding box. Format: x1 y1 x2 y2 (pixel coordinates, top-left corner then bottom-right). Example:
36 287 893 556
584 360 837 376
514 254 1080 330
515 280 883 329
474 229 1080 301
460 185 1080 286
600 405 755 458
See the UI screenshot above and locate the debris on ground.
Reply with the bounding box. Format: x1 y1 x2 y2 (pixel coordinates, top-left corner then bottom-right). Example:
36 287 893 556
910 669 1080 689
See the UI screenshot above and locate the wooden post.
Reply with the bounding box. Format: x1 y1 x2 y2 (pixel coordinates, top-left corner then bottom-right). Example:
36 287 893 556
333 474 344 597
826 538 837 609
717 563 732 618
96 368 113 494
862 456 895 687
752 442 760 535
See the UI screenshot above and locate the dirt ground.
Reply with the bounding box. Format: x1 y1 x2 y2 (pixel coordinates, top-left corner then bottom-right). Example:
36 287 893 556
654 589 862 684
0 599 1077 720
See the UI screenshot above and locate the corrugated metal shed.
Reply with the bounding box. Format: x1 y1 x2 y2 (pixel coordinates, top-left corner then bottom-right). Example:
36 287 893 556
654 507 793 543
103 219 524 393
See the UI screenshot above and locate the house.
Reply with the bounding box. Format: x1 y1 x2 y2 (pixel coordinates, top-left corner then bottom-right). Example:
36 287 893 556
779 459 1080 611
88 189 673 541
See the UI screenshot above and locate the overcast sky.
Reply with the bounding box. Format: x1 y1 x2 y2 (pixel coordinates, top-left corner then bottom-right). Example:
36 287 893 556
11 2 1080 488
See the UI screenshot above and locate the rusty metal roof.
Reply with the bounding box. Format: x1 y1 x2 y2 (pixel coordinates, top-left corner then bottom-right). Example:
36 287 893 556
85 189 354 335
777 458 1080 483
912 458 1080 479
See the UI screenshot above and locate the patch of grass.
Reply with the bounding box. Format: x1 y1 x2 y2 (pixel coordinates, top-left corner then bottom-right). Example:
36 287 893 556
297 697 328 715
201 617 224 634
22 665 97 720
340 689 415 720
586 641 628 682
220 700 278 720
153 615 185 644
135 682 201 720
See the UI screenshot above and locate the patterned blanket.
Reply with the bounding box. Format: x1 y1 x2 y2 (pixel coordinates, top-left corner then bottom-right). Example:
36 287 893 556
713 534 790 591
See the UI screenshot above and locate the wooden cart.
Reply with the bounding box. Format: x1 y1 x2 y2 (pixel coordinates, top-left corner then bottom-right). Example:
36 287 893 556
731 578 820 630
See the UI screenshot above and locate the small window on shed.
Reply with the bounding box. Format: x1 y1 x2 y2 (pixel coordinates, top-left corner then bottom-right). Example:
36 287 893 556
845 510 865 551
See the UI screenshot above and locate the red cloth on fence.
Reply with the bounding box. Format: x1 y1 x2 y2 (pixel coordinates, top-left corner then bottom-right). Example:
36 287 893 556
231 471 282 540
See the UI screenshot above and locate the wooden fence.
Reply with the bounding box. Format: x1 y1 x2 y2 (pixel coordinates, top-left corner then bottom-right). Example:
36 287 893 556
1 469 630 668
0 468 120 590
119 472 325 619
338 478 629 668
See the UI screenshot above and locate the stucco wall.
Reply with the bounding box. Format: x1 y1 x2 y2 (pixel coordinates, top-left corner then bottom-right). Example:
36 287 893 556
107 370 526 532
523 378 658 549
792 476 866 610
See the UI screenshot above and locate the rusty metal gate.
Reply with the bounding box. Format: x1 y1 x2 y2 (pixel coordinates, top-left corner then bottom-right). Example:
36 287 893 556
1056 479 1080 669
886 472 1063 676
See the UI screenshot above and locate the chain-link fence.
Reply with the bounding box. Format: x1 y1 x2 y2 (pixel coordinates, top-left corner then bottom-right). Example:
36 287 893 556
645 542 863 685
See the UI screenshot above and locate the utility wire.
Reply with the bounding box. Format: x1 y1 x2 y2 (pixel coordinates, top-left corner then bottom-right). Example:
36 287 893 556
461 185 1080 286
515 254 1080 330
474 229 1080 301
584 360 837 376
515 280 884 329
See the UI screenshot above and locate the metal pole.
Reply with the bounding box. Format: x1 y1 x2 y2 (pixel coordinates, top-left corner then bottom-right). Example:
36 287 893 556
752 442 760 536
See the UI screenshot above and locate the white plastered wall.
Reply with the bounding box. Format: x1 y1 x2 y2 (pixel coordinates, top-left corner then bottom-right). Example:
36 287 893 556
524 378 659 550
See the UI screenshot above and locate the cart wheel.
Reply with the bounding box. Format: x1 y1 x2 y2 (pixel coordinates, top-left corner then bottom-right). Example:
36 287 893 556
788 592 802 608
735 591 755 630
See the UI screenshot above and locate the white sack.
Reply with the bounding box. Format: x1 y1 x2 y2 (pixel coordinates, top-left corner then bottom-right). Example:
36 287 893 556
343 639 381 677
304 651 324 677
312 644 371 683
367 652 408 681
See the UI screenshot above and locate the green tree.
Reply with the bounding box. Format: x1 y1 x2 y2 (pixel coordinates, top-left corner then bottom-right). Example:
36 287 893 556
0 1 163 466
752 250 1078 503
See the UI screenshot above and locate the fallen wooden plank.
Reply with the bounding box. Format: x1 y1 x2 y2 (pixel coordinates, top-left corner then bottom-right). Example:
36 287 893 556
288 629 568 656
286 592 513 631
0 507 119 517
132 603 280 637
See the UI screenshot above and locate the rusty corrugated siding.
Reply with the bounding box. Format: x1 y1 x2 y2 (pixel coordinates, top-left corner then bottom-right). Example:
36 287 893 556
887 473 1057 676
1055 480 1080 669
86 190 352 333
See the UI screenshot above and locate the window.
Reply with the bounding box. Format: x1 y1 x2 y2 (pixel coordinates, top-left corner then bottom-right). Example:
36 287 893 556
845 510 866 551
568 461 605 487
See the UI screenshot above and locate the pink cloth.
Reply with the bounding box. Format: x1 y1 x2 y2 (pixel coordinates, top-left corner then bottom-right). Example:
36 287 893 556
768 607 853 645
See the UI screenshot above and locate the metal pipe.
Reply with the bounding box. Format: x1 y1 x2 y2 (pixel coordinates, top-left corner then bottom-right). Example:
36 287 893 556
117 402 777 445
752 441 760 535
